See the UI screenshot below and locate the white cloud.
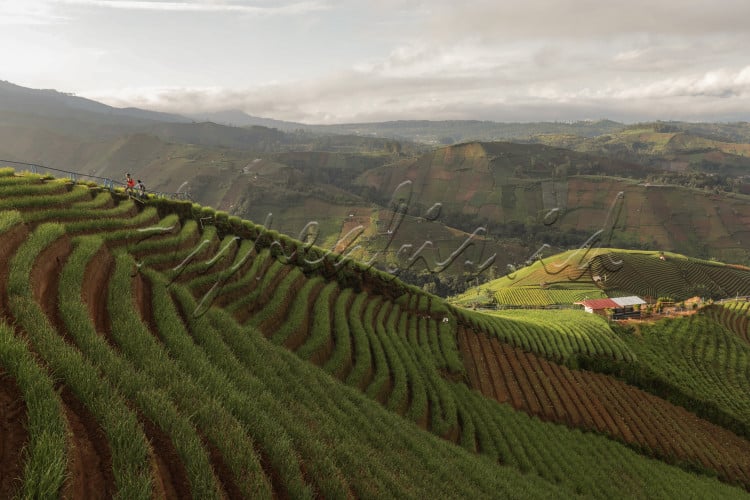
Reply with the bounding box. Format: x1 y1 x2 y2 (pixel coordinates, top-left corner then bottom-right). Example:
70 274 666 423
9 0 750 123
613 67 750 100
0 1 69 24
54 0 328 15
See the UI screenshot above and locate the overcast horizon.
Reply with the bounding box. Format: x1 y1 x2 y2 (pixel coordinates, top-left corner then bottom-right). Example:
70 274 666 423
3 0 750 124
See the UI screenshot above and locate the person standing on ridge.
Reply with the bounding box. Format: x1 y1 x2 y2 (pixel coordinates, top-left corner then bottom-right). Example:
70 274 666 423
136 179 146 199
125 173 136 196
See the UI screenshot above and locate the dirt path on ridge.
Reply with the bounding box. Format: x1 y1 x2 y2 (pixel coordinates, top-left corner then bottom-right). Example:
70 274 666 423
81 245 119 349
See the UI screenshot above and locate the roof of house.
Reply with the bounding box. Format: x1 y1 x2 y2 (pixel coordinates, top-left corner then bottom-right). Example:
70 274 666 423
611 296 647 307
575 296 645 310
576 298 619 310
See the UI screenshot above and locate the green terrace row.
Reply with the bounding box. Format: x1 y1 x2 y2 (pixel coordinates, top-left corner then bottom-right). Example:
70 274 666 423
2 171 750 497
591 252 750 299
618 314 750 440
457 308 636 362
0 218 578 498
706 301 750 344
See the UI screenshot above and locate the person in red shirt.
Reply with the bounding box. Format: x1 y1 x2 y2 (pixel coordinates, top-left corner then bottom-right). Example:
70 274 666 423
125 173 135 195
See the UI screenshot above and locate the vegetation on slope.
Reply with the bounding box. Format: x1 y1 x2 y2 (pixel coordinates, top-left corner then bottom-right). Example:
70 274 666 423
0 168 749 498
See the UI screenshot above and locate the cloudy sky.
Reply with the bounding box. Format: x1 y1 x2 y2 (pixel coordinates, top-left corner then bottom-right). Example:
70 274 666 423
3 0 750 123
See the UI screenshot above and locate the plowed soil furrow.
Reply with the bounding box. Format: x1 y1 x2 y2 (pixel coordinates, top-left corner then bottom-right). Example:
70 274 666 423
644 396 714 469
457 327 481 389
524 351 567 422
476 333 509 403
536 359 583 427
133 273 160 345
252 264 293 315
506 345 545 417
561 367 616 432
0 372 28 499
581 374 640 446
60 386 115 500
495 343 526 410
557 367 609 432
139 413 191 500
617 382 686 459
283 280 326 352
31 235 72 339
462 333 750 487
82 245 118 350
466 333 497 400
573 370 630 446
200 433 243 500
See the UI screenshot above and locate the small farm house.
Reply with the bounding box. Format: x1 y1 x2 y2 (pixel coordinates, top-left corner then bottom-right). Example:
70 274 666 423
575 296 646 319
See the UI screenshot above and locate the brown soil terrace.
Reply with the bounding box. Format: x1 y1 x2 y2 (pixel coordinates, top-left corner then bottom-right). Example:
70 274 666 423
82 245 118 349
29 235 117 498
458 326 750 487
59 386 115 500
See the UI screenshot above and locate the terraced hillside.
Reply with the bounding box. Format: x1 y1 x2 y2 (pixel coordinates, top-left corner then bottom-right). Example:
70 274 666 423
1 168 749 498
453 247 750 307
356 142 750 266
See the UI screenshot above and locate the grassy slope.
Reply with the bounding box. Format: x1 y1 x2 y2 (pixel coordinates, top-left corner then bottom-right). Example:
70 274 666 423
0 169 748 498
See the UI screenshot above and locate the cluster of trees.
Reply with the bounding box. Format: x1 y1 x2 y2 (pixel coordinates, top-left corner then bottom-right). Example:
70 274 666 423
389 269 494 298
645 172 747 193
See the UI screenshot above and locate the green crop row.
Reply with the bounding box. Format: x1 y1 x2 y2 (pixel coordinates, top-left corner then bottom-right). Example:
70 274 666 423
6 224 153 498
270 275 323 346
238 260 298 327
459 308 635 362
616 314 750 437
64 205 158 234
296 281 338 362
0 321 67 499
321 288 354 378
106 252 237 498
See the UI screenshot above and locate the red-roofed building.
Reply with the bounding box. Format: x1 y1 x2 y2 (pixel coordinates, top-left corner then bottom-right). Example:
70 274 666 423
575 296 645 318
576 298 619 314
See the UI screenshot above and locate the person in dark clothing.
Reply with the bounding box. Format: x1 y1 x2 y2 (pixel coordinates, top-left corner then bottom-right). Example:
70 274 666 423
135 179 146 199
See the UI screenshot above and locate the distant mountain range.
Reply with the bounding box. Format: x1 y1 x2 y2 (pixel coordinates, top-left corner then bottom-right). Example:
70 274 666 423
0 80 190 124
3 79 750 280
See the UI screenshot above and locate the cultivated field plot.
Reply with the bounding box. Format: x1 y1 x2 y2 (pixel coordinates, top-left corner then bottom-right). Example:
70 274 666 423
1 169 749 498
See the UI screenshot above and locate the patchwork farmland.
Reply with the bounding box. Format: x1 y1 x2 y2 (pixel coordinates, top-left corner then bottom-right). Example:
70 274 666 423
1 168 749 498
453 247 750 309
